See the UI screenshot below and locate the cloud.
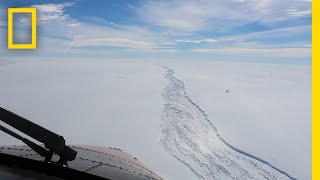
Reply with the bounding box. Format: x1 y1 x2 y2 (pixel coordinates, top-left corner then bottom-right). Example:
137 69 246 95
1 1 310 59
0 6 6 27
192 47 311 58
56 21 178 53
31 3 74 23
176 38 217 43
218 25 311 43
286 8 311 17
137 0 311 33
23 3 173 52
64 22 176 51
70 37 157 49
0 21 6 27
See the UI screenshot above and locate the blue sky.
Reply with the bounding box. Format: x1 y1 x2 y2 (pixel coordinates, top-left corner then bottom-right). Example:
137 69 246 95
0 0 312 63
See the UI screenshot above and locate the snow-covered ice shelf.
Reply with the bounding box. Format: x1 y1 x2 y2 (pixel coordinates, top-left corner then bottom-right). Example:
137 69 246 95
160 66 295 180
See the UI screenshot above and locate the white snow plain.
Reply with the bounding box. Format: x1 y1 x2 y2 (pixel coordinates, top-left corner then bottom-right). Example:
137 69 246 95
0 58 311 179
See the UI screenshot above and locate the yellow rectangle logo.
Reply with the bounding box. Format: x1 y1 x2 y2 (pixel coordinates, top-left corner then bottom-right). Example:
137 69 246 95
8 8 37 49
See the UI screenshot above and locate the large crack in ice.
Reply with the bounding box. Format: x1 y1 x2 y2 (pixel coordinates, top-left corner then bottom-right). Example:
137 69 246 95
160 66 296 180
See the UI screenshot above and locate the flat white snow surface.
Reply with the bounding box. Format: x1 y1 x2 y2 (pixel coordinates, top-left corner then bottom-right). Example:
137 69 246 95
0 59 311 180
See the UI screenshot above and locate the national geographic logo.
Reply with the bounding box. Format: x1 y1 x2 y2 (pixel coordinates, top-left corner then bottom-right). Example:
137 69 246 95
7 8 37 49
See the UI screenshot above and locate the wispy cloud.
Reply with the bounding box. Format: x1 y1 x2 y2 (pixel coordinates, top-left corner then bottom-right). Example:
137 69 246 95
70 37 157 49
0 21 6 27
176 39 217 43
137 0 311 33
222 25 311 41
2 1 310 60
28 3 173 52
31 3 74 23
286 8 311 17
192 47 311 58
64 22 175 52
0 6 6 27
